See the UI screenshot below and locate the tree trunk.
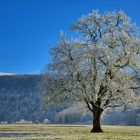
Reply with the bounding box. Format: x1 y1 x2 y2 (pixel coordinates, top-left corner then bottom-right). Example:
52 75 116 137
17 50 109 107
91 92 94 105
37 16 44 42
90 109 103 133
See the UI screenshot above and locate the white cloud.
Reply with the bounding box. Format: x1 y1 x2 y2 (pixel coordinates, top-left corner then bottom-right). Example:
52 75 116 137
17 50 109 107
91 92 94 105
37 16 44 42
0 72 15 76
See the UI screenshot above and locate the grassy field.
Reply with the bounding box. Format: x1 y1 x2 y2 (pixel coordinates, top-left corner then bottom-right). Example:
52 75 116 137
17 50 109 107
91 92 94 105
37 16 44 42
0 124 139 140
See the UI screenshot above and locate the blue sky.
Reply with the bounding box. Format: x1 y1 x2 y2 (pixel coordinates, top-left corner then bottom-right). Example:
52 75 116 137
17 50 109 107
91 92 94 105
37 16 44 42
0 0 140 74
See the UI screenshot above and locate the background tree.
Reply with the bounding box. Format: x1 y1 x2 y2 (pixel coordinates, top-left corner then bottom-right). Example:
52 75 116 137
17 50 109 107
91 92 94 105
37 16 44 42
43 11 140 133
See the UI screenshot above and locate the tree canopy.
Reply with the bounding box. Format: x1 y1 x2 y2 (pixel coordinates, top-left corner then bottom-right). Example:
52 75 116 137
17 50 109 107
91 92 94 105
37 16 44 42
43 11 140 132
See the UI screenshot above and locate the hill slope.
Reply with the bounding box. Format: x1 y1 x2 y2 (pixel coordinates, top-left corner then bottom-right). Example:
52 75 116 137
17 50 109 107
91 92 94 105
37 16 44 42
0 74 139 125
0 75 47 123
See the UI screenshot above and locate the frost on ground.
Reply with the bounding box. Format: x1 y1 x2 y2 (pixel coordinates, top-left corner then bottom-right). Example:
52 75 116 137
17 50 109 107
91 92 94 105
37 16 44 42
0 124 139 140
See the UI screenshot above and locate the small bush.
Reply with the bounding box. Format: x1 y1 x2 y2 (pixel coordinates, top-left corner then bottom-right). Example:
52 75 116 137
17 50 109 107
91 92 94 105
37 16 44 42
43 118 50 124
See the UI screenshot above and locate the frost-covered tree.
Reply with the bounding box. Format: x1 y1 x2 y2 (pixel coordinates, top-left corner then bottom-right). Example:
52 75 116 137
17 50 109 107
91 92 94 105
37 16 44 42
43 11 140 132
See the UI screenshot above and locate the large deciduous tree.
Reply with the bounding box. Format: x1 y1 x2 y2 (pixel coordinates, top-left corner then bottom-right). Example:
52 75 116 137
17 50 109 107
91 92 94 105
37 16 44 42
43 11 140 133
